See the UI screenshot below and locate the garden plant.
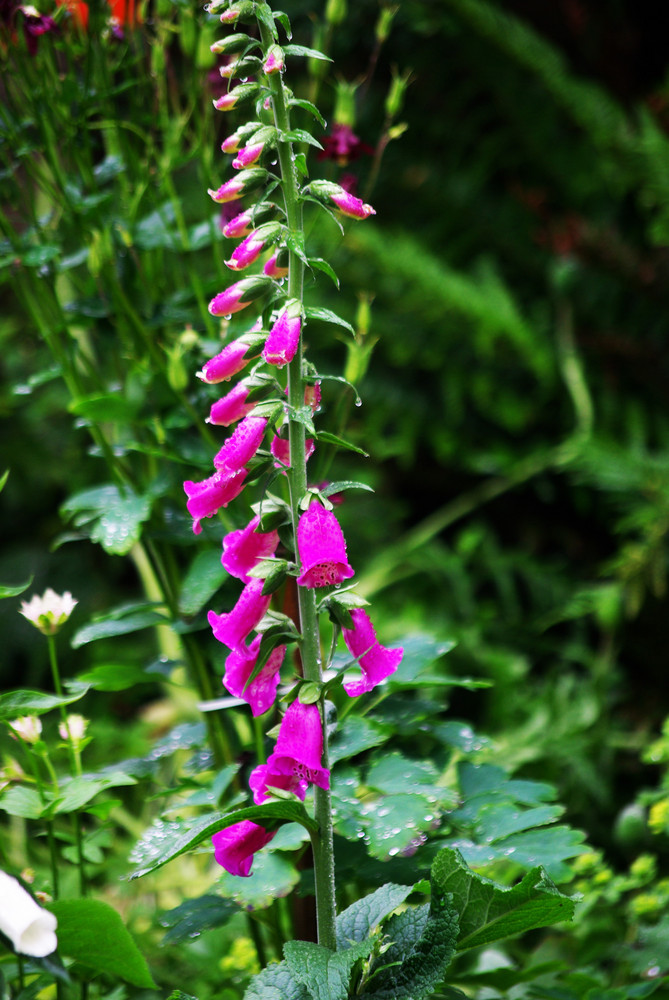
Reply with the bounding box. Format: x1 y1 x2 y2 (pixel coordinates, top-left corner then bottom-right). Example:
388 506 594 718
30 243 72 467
3 0 669 998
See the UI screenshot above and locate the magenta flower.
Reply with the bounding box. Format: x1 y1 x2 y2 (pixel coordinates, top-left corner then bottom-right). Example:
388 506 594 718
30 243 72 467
208 382 254 426
222 210 255 239
296 500 354 587
209 276 270 317
222 514 280 582
196 336 260 384
232 141 265 170
249 762 308 804
209 168 267 203
183 468 247 534
311 180 375 220
208 578 271 652
213 415 267 472
317 123 373 165
263 251 289 278
223 635 285 716
250 701 329 802
341 608 403 696
262 300 301 368
212 820 275 877
304 381 322 413
225 232 267 271
270 435 315 470
263 43 284 75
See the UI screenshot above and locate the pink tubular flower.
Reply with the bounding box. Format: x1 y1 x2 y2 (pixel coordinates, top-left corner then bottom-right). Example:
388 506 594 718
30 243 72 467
183 468 247 534
342 608 403 696
232 141 265 170
263 251 289 278
196 337 259 384
296 500 354 587
223 635 285 716
311 179 375 220
270 435 315 470
213 414 267 472
208 578 271 652
212 820 275 877
209 168 267 203
251 701 329 802
209 276 270 317
208 382 254 425
222 514 280 582
262 299 301 368
225 232 267 271
222 210 255 238
213 82 257 111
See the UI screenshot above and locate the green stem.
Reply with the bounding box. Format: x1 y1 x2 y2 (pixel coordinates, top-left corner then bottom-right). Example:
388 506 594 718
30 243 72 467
259 17 337 951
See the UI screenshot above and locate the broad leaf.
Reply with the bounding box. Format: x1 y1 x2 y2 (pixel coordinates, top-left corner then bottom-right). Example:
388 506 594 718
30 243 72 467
160 895 238 944
47 899 155 987
285 938 374 1000
431 846 575 951
61 485 152 555
244 960 309 1000
179 548 228 616
72 606 169 648
0 576 33 598
0 682 90 720
0 785 47 819
217 850 299 910
336 882 416 950
54 773 136 814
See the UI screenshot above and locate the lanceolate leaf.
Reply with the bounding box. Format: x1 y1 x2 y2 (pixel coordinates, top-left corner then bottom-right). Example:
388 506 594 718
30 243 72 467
431 846 575 951
304 306 355 335
0 682 90 721
283 43 332 61
0 576 33 598
61 484 153 555
129 802 317 879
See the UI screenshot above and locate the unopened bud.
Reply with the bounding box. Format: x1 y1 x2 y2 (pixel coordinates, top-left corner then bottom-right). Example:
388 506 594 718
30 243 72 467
333 78 359 128
263 44 284 75
385 66 413 119
375 4 399 43
210 32 254 55
325 0 346 25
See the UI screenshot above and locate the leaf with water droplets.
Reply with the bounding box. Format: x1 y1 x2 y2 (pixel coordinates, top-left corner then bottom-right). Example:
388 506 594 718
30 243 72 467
336 882 416 950
431 846 576 952
361 793 439 861
217 850 299 910
161 895 238 944
61 484 153 555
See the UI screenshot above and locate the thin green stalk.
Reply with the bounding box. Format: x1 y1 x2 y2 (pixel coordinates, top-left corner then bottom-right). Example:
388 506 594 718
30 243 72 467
259 17 338 951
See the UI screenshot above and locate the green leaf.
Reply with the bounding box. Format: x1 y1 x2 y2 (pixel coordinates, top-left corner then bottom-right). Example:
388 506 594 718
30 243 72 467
366 753 455 808
217 850 299 910
283 43 332 61
61 485 152 555
317 430 369 457
54 773 136 814
280 128 324 150
179 548 228 617
361 793 444 860
307 256 339 288
129 801 317 879
336 882 416 949
431 847 576 952
0 469 9 492
71 607 169 648
0 576 33 599
329 715 388 765
0 785 47 819
287 98 326 129
304 306 354 335
0 682 90 721
67 394 139 423
285 939 374 1000
320 480 374 497
387 633 456 688
46 899 155 988
244 960 309 1000
77 663 163 692
364 892 459 1000
160 895 238 944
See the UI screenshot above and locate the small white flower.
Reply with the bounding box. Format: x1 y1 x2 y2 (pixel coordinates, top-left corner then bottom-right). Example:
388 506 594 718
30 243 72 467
58 714 88 745
0 871 57 957
19 588 77 636
8 716 42 744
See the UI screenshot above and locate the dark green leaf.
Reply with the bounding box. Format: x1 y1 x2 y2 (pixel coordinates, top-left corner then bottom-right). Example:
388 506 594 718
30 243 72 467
361 793 443 860
304 306 354 335
280 129 324 150
67 394 139 423
47 899 155 988
283 44 332 61
71 609 169 648
0 576 33 598
285 938 374 1000
0 682 90 720
336 882 416 950
217 850 299 910
431 847 576 952
244 960 309 1000
329 715 388 765
179 548 227 617
61 485 152 555
308 256 339 288
287 98 326 129
160 896 238 944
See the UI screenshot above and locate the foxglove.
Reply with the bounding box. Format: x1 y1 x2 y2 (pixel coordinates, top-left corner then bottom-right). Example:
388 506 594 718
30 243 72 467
208 578 271 652
249 700 329 802
223 635 285 716
296 500 354 587
262 299 301 367
212 821 275 877
207 382 255 426
213 414 267 472
184 469 247 534
221 514 279 582
342 608 403 696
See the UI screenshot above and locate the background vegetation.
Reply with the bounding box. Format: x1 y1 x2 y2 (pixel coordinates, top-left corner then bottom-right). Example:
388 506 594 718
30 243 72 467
2 0 669 996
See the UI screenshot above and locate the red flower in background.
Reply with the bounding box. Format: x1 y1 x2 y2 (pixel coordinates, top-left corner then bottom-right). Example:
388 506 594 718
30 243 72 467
55 0 140 32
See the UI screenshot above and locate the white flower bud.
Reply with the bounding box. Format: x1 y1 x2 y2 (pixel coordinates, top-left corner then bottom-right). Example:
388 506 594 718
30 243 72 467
0 871 57 957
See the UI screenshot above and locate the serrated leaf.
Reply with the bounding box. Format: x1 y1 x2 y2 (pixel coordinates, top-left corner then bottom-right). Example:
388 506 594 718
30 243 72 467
61 485 152 555
365 892 459 1000
46 899 155 988
0 576 33 598
244 959 309 1000
0 682 90 721
283 43 332 61
304 306 354 335
285 938 374 1000
366 753 454 807
179 548 228 617
129 801 317 879
361 793 442 861
431 847 575 952
161 895 238 944
336 883 416 949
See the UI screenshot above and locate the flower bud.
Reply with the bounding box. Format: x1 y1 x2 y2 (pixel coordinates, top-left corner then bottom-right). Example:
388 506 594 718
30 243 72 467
222 202 275 239
8 716 42 744
208 168 268 204
219 0 255 23
325 0 347 25
310 180 375 220
263 248 289 278
385 66 413 119
221 122 263 154
375 3 398 43
219 54 261 79
263 44 284 75
225 221 281 271
208 276 271 317
58 714 88 746
213 81 258 111
19 589 77 635
0 871 57 957
209 32 254 54
262 298 302 367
